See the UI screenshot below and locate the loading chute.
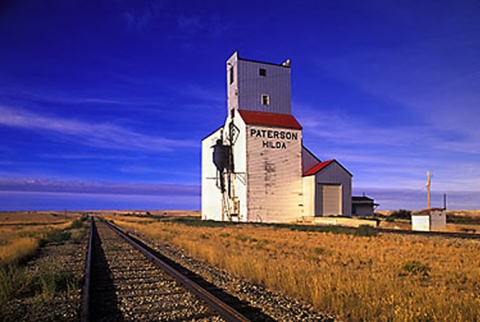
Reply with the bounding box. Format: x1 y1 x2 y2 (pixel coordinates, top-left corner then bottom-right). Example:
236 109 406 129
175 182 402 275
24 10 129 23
211 117 240 220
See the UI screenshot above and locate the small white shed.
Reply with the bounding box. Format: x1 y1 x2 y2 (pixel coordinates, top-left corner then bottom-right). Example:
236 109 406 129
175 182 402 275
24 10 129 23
411 208 447 232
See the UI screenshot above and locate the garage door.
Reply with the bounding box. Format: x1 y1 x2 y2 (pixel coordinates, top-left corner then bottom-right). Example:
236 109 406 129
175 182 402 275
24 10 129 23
320 184 341 215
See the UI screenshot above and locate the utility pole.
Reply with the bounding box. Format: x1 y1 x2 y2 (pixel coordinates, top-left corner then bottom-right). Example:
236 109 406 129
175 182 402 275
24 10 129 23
426 171 432 209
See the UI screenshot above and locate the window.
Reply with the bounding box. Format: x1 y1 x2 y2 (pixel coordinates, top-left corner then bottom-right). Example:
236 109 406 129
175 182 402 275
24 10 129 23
259 68 266 77
261 94 270 106
229 66 234 84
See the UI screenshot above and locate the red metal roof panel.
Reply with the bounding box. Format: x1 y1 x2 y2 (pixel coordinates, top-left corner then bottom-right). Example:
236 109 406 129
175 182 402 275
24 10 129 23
303 159 353 177
237 110 302 130
303 159 334 176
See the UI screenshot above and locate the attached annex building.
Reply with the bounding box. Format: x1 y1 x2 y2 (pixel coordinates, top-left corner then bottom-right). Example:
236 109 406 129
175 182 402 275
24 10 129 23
202 52 352 222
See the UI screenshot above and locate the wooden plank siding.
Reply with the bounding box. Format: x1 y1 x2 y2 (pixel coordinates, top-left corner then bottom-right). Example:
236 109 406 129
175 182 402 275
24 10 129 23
245 124 303 222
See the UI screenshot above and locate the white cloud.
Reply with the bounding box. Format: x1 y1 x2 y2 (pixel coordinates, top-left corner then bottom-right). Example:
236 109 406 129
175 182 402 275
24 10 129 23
0 178 199 196
0 105 196 152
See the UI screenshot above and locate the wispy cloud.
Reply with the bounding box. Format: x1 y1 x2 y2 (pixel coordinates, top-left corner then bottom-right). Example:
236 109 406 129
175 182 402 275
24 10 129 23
121 0 163 31
172 13 229 51
13 89 163 107
296 100 480 155
0 105 196 152
177 13 228 38
311 47 480 155
39 153 139 161
0 178 199 196
296 101 480 195
0 191 199 211
119 165 199 178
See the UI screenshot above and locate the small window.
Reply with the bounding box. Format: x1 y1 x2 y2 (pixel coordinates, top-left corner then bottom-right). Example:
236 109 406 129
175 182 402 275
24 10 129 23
259 68 267 77
229 66 234 84
261 94 270 106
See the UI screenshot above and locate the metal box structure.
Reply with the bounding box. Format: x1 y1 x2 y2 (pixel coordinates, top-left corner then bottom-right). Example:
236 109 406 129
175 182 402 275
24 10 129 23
352 195 379 216
411 208 447 231
202 52 352 222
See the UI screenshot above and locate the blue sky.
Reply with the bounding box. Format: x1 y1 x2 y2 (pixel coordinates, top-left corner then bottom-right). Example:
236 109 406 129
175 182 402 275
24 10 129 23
0 0 479 211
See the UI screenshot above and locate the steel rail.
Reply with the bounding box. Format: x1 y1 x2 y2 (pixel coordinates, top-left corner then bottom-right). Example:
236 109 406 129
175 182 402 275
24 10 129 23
99 218 251 322
80 216 94 322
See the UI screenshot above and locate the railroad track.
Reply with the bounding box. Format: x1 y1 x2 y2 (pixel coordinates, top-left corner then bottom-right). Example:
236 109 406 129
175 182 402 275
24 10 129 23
81 217 270 322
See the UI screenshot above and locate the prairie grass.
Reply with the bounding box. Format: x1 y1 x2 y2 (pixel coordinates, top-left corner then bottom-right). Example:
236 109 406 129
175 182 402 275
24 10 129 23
111 216 480 322
0 237 39 266
0 261 79 308
0 214 84 309
0 220 79 267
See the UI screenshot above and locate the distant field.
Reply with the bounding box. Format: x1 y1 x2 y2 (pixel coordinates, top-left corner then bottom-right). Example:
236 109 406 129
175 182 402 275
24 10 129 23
0 211 79 225
376 209 480 232
0 211 81 265
107 212 480 322
377 209 480 218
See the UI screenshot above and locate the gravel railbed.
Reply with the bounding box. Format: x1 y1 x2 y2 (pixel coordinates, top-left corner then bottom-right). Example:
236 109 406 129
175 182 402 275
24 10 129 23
124 226 338 322
1 226 88 321
91 218 224 321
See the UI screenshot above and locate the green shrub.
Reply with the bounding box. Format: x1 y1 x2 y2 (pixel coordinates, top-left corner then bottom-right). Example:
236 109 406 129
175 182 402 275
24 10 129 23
390 209 412 220
402 260 430 276
0 264 33 306
70 219 84 229
43 229 71 245
385 216 396 222
355 225 377 237
235 234 249 242
36 264 78 300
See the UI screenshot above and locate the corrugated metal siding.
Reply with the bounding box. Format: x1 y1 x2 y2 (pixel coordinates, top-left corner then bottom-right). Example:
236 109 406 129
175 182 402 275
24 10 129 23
353 204 375 216
313 162 352 215
302 147 321 174
201 128 224 221
227 52 291 115
238 60 291 114
227 53 239 113
246 124 303 222
430 210 446 230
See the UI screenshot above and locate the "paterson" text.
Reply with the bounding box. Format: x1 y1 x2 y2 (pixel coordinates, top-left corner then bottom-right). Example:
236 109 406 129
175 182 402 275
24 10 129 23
250 128 298 140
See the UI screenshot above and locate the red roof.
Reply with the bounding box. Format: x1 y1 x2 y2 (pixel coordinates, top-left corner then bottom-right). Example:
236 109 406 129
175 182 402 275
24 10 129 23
303 160 334 176
237 110 302 130
416 208 445 215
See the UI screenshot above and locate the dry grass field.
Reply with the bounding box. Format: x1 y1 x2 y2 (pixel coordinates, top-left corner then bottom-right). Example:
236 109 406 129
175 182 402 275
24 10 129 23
0 212 87 321
0 212 78 265
107 212 480 322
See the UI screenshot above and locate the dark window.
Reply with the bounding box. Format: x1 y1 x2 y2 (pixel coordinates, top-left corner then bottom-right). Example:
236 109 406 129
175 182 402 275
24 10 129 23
259 68 267 77
261 94 270 106
229 66 234 84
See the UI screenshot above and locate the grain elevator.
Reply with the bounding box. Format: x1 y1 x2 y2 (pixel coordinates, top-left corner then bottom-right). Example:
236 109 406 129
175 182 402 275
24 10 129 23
202 52 352 222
